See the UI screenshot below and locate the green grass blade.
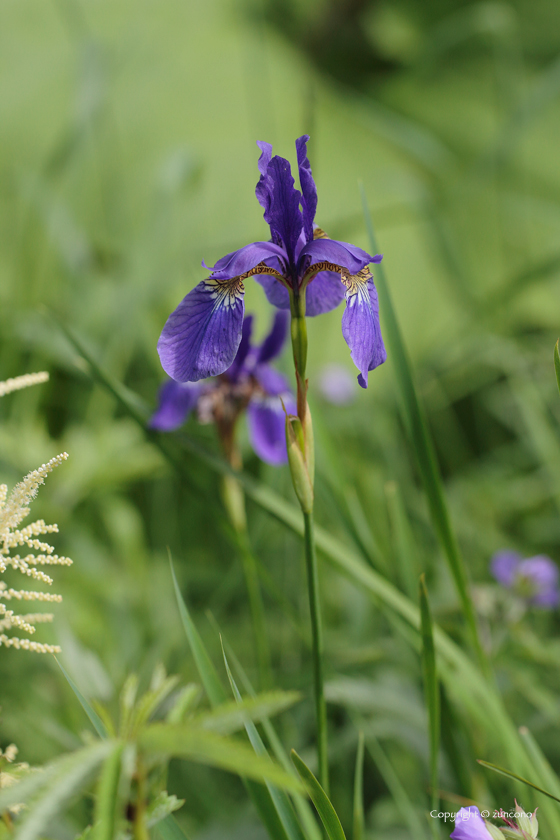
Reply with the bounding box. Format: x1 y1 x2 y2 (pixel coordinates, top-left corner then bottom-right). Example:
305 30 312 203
365 734 430 840
477 760 560 803
169 561 298 840
155 815 192 840
517 727 560 836
169 552 226 708
140 725 303 791
419 575 440 814
352 732 365 840
290 750 346 840
93 741 125 840
221 645 309 840
213 626 321 840
359 185 486 673
55 656 109 740
554 340 560 396
385 481 420 599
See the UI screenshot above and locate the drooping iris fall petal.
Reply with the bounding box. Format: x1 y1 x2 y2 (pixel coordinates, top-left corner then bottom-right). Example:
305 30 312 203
158 277 245 382
341 271 386 388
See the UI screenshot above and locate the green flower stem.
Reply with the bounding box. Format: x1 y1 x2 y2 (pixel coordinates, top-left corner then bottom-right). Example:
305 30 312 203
221 472 272 690
288 291 329 795
133 762 150 840
303 509 329 796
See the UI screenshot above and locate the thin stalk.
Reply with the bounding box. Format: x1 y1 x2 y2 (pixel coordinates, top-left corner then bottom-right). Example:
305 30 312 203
221 472 272 690
237 529 273 690
303 510 329 796
133 763 149 840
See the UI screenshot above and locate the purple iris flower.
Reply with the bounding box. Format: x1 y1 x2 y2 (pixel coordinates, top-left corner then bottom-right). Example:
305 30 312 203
450 807 495 839
157 135 386 389
491 550 560 608
150 311 296 466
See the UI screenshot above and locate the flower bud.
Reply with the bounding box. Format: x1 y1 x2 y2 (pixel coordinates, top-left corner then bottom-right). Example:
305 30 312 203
303 402 315 485
286 414 313 513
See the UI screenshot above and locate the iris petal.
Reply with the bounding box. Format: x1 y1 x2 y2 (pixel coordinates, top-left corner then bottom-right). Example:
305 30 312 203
299 238 379 277
341 270 386 388
157 277 245 382
204 241 286 279
305 270 345 316
149 379 201 431
296 135 317 243
255 274 290 310
247 392 296 466
257 310 289 363
263 154 303 265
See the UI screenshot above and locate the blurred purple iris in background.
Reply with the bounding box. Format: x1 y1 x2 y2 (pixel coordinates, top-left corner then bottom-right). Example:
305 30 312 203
450 807 495 839
150 311 295 466
491 550 560 608
157 135 386 388
318 363 356 405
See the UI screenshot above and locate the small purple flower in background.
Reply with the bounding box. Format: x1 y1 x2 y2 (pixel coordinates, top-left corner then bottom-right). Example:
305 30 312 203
450 807 499 839
157 135 386 389
491 550 560 608
150 311 295 466
318 364 356 405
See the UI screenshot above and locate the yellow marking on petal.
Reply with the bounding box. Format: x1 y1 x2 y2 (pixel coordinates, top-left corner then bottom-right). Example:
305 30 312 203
207 262 287 304
313 227 329 239
341 267 372 297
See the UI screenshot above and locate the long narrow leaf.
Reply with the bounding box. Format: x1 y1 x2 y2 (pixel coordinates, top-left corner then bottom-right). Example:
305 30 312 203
353 733 365 840
359 186 486 673
55 656 109 739
194 691 301 736
169 552 225 708
419 575 440 814
168 563 297 840
477 760 560 803
554 340 560 396
291 750 346 840
222 644 309 840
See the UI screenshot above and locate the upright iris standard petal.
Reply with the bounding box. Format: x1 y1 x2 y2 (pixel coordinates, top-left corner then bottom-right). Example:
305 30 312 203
296 135 317 243
257 310 289 364
158 277 245 382
341 271 387 388
255 141 273 217
248 392 297 466
305 270 345 316
149 380 201 431
263 155 303 265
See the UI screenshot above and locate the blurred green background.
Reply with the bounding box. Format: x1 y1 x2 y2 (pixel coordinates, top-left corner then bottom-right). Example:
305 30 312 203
2 0 560 836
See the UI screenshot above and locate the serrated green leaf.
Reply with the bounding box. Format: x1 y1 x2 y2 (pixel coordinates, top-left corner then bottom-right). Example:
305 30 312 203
140 724 303 791
147 791 185 828
154 815 192 840
194 691 301 736
0 741 114 840
290 751 346 840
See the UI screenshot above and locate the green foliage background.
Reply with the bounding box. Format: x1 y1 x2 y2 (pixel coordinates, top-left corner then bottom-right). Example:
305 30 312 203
2 0 560 837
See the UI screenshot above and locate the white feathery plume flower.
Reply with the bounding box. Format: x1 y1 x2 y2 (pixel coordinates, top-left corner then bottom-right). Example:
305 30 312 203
0 372 49 397
0 742 30 816
0 453 71 654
